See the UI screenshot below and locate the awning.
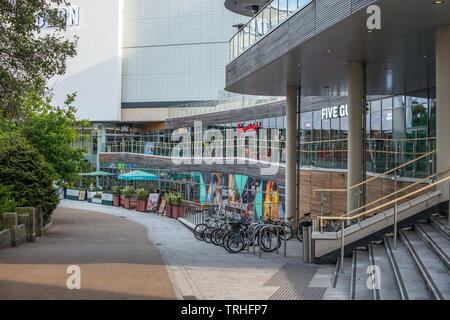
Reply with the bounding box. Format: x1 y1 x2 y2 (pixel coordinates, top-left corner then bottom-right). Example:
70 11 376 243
117 170 158 181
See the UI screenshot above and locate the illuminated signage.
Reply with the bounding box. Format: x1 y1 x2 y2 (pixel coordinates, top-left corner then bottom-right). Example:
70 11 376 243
237 121 261 132
37 7 80 28
321 105 348 120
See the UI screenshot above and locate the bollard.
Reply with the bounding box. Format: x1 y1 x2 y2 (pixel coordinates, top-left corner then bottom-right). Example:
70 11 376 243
302 221 313 263
2 212 18 247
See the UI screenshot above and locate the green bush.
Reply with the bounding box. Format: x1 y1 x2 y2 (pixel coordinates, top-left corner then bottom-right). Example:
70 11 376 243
173 192 184 207
136 188 149 201
122 186 135 198
93 193 101 199
112 186 121 195
0 132 59 215
165 192 184 207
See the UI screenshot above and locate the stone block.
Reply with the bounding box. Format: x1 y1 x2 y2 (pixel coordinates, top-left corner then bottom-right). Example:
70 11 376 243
0 229 11 248
2 212 17 247
15 224 26 246
35 205 43 237
16 207 35 242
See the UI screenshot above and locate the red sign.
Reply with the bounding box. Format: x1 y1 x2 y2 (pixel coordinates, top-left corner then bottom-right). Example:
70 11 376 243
237 121 261 132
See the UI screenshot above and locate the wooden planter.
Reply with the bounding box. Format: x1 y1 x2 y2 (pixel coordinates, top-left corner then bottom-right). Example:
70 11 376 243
130 198 137 210
113 195 120 207
123 198 131 209
166 204 172 218
172 206 184 219
136 200 147 212
120 195 126 207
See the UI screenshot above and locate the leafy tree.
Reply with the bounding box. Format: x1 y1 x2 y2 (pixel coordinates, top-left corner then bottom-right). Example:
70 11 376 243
0 0 77 118
0 132 59 214
3 91 90 185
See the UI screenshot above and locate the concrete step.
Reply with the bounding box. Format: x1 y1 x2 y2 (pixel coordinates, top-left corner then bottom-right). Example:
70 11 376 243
369 243 400 300
430 215 450 241
350 249 374 300
322 257 352 300
384 235 430 300
400 230 450 300
415 223 450 270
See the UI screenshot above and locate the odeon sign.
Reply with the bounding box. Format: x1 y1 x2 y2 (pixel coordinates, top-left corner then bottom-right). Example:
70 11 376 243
37 6 80 28
321 105 348 120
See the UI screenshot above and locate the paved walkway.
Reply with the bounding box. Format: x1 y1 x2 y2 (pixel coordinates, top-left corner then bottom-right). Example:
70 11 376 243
55 200 340 300
0 207 176 299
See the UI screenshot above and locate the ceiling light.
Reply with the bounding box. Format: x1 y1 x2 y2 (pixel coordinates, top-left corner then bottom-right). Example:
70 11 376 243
433 1 444 5
326 49 333 53
366 29 374 33
423 54 429 59
296 64 302 67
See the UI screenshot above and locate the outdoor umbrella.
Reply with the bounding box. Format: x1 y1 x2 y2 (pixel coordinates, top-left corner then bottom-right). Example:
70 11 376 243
117 170 158 181
79 171 115 188
79 171 115 176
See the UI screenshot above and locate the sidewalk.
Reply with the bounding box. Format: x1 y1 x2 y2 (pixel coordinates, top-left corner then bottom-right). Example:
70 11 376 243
58 200 337 300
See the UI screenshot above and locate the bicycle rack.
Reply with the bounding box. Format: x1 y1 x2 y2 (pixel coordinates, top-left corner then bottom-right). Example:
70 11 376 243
258 224 287 258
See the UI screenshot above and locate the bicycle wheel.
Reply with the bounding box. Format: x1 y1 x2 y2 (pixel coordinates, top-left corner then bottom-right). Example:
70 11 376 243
279 224 293 241
194 223 207 241
296 225 303 242
202 226 214 243
260 229 280 252
225 231 246 253
210 228 221 246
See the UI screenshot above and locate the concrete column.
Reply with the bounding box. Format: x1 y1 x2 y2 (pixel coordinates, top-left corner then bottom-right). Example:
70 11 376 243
347 62 363 214
436 25 450 204
286 86 297 220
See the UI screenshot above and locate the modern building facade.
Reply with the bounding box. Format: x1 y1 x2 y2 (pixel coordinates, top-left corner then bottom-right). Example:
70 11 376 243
49 0 243 123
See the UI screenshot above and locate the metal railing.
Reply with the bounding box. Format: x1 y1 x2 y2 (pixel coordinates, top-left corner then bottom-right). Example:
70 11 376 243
168 94 285 119
313 149 437 217
229 0 313 60
103 137 436 175
316 172 450 273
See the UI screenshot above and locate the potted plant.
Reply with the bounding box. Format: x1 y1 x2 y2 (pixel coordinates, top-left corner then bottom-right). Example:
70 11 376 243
92 192 102 204
66 185 80 200
165 192 174 218
172 193 184 219
112 186 121 206
87 187 100 202
136 188 149 212
102 190 114 206
122 186 135 209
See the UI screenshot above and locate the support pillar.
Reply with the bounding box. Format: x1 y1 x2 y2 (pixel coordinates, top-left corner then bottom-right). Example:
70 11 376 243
286 86 297 220
347 62 364 215
436 25 450 206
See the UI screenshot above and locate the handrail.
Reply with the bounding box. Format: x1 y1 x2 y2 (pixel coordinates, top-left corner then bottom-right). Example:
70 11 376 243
313 149 436 196
341 167 450 218
318 173 450 224
229 0 274 43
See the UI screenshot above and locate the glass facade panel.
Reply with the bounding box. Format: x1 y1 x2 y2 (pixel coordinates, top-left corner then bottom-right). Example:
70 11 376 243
279 0 288 21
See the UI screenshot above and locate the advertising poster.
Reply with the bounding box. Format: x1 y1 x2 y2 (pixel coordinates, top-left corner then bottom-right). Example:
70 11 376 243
158 200 166 214
147 193 160 211
78 190 86 201
241 177 262 222
262 181 285 221
144 142 154 155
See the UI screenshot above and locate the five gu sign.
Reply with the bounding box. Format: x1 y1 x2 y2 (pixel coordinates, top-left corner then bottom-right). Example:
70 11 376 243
321 105 348 120
37 6 80 28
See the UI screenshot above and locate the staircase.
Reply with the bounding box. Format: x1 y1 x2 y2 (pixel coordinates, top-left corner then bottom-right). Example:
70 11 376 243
326 214 450 300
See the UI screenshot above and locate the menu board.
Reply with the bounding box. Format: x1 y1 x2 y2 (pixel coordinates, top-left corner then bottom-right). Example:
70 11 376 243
146 193 160 211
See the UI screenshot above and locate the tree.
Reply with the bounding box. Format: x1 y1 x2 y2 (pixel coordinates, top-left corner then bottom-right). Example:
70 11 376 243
0 0 77 118
7 91 89 184
0 132 59 214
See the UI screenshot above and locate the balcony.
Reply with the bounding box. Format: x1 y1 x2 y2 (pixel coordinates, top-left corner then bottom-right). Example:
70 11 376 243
229 0 313 61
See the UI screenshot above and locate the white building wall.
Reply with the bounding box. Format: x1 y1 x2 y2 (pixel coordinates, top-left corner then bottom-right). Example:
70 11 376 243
46 0 123 122
122 0 243 105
